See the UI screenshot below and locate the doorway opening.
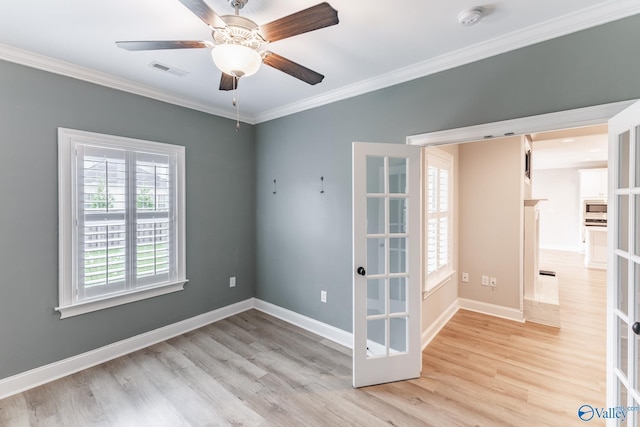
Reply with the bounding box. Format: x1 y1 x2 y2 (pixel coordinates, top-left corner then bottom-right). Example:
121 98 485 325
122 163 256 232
526 124 608 326
407 101 633 416
408 102 630 327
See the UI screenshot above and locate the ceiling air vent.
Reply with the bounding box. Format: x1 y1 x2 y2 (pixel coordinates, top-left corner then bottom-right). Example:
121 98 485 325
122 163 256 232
149 61 188 77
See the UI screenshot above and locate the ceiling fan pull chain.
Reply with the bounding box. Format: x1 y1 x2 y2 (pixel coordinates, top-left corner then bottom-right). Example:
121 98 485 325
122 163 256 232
233 77 240 131
232 73 237 106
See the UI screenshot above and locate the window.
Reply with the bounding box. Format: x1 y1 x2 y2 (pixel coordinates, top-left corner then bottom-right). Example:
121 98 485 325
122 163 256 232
424 147 453 292
58 128 186 318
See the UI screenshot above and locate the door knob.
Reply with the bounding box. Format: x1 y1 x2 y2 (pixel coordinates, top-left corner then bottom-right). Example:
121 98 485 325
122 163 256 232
357 267 366 276
633 322 640 336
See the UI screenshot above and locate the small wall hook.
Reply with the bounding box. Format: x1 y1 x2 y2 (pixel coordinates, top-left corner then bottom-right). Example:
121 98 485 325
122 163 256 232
320 176 325 194
272 179 277 195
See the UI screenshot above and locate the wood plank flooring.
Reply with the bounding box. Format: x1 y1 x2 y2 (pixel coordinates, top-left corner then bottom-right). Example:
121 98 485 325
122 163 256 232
0 249 606 426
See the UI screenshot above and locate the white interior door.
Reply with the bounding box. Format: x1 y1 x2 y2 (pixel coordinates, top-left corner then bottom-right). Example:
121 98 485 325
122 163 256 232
607 100 640 426
352 141 421 388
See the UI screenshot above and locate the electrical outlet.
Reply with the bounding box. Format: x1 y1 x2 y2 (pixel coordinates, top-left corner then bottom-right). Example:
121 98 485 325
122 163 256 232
461 272 469 283
229 277 236 288
482 275 489 286
320 290 327 303
490 277 497 287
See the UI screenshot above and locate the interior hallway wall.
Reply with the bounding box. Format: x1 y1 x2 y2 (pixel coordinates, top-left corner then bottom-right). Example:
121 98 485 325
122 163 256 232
458 137 523 309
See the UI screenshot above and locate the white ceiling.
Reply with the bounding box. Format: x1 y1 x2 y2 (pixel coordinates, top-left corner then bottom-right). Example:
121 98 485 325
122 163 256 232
0 1 638 123
531 124 608 170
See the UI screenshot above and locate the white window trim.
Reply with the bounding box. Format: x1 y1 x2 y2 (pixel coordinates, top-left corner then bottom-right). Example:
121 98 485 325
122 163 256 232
57 128 187 319
422 270 456 299
423 146 454 294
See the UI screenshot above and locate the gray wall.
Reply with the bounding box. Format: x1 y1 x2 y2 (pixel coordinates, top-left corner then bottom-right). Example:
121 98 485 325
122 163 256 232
0 60 256 379
255 15 640 332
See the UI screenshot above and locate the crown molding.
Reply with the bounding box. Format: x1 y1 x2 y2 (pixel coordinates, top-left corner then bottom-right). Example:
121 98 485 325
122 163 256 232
1 0 638 125
253 0 640 123
0 43 253 124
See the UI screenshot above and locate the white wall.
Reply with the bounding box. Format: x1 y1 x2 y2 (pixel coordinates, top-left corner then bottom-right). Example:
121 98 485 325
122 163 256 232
531 168 581 251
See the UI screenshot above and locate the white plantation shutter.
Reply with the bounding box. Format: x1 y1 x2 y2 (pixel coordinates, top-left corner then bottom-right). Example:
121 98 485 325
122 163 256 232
134 152 174 285
425 148 453 291
78 145 128 299
76 146 178 298
58 128 186 318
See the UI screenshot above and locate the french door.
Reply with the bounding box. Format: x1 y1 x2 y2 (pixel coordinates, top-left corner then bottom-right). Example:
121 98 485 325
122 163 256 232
352 142 421 388
608 100 640 426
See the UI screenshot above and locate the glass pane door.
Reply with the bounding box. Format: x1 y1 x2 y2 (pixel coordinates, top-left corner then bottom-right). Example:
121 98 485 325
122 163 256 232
352 142 421 388
609 101 640 427
365 156 409 357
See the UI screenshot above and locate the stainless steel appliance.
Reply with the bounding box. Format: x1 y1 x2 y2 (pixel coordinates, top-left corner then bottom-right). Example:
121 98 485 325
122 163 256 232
583 199 607 227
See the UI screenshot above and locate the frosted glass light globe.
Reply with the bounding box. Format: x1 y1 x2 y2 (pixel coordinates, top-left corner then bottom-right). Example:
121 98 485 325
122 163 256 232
211 44 261 78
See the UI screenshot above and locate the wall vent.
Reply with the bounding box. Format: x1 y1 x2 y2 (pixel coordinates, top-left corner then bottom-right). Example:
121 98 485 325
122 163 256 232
149 61 188 77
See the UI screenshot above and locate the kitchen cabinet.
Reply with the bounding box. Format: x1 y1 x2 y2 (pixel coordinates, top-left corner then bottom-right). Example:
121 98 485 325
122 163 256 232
584 226 607 269
580 168 608 199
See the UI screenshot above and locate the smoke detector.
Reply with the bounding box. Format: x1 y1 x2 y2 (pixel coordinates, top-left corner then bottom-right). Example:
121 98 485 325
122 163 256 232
458 8 484 26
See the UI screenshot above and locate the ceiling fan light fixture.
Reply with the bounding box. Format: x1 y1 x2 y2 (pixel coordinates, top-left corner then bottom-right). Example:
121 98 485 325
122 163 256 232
211 44 262 78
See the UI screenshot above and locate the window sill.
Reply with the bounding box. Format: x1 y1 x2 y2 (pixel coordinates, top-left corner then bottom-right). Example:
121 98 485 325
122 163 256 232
423 271 456 300
56 280 188 319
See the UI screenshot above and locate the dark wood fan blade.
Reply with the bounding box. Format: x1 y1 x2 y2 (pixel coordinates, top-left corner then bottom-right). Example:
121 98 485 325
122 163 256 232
219 73 239 91
116 40 211 51
259 2 338 42
178 0 226 28
263 51 324 85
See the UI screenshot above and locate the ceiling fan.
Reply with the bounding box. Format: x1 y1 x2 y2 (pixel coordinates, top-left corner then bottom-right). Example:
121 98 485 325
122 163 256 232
116 0 339 91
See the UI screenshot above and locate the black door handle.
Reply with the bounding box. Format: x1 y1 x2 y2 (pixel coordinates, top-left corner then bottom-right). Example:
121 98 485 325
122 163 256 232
357 267 366 276
633 322 640 336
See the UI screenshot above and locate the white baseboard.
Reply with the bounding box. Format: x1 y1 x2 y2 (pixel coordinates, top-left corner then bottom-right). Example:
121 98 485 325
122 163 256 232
458 298 524 322
421 299 460 350
252 298 353 349
0 299 253 401
539 244 580 252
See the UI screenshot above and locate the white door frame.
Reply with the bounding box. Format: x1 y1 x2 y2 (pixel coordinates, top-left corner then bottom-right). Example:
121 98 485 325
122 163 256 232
407 100 635 147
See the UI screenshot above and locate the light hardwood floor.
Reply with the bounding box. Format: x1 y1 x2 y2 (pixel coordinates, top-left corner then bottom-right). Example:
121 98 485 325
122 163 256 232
0 249 606 426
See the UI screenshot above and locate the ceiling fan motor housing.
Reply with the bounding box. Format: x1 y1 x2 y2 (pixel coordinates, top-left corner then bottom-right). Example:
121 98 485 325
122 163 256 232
213 15 264 50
